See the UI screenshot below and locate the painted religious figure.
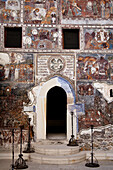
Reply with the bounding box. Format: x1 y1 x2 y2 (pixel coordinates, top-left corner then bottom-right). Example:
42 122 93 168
84 28 113 50
0 0 21 23
24 0 57 24
0 53 34 83
62 0 113 19
77 54 112 80
78 84 94 96
23 27 58 50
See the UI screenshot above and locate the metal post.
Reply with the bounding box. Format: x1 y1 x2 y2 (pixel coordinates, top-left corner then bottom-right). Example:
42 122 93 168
12 129 14 170
71 112 74 137
23 118 34 153
28 118 31 150
67 111 78 146
14 125 28 169
20 126 22 155
91 125 94 164
85 125 100 168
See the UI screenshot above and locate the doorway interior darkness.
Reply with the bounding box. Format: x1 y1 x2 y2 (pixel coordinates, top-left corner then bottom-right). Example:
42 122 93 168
46 86 67 136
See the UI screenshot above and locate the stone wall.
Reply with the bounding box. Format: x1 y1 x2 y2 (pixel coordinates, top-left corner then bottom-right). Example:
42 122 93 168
78 125 113 151
0 129 28 148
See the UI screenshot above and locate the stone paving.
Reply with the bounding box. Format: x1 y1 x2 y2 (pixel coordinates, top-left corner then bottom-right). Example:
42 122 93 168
0 160 113 170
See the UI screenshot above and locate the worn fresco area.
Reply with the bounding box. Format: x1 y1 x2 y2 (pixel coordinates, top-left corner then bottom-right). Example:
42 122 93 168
0 0 21 23
24 0 57 24
77 53 113 80
77 53 113 150
0 53 34 83
62 0 113 19
78 125 113 151
0 82 35 144
23 27 58 50
84 28 113 50
77 81 113 130
0 129 28 148
0 82 34 129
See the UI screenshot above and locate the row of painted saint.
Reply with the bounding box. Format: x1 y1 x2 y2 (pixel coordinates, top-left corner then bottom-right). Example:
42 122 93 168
62 0 113 19
1 0 113 24
0 64 33 82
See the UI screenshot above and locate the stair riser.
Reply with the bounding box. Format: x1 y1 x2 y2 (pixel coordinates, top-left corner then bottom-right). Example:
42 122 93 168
30 155 86 165
35 148 79 156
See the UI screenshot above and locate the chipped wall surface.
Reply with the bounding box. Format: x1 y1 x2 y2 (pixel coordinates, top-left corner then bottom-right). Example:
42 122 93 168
0 0 113 144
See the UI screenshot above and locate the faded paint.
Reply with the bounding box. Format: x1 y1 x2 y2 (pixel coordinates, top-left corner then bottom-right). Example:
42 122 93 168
93 82 113 103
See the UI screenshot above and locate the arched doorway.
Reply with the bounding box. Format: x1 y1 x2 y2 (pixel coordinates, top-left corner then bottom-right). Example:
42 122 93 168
33 77 77 140
46 86 67 137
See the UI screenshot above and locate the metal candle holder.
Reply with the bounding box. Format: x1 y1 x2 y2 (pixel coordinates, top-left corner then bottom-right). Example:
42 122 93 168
23 118 35 153
85 125 100 168
14 125 28 169
10 128 15 170
67 111 78 146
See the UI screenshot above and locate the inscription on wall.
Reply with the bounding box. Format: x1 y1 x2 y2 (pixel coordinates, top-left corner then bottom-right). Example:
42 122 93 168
37 55 75 83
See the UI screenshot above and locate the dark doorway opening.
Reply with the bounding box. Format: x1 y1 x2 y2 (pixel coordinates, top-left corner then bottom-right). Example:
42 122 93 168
46 86 67 136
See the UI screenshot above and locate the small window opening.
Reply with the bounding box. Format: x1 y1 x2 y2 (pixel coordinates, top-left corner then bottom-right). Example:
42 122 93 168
63 29 79 49
5 27 22 48
110 89 113 97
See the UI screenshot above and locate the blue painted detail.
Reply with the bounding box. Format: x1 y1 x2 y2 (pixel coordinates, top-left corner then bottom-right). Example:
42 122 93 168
50 76 77 131
33 105 35 112
58 77 76 103
53 76 76 103
77 117 79 133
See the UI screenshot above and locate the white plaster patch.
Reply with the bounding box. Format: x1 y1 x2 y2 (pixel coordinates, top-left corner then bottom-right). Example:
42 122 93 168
93 82 113 103
80 124 113 136
0 53 10 65
6 0 20 10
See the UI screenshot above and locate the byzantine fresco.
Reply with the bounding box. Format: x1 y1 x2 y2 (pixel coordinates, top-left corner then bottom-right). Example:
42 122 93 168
24 0 58 24
77 81 113 130
0 82 33 131
0 129 28 146
84 28 113 50
62 0 113 19
77 54 113 80
23 27 58 50
0 53 34 83
0 0 21 23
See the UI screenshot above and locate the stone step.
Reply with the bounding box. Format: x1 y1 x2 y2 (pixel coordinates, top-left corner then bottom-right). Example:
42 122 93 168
34 144 79 156
30 152 86 164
